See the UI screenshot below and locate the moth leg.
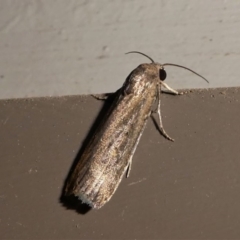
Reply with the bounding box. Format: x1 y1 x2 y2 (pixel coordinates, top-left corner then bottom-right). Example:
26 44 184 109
126 158 132 178
92 88 122 100
156 85 175 142
151 88 160 113
156 81 183 112
92 93 112 100
161 82 183 95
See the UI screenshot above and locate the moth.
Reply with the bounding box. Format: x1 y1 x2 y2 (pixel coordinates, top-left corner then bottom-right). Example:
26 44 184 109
65 51 208 209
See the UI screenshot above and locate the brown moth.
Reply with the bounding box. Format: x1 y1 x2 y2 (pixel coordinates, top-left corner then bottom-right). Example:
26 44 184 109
65 51 208 209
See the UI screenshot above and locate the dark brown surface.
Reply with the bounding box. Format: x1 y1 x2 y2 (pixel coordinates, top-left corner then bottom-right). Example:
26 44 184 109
0 88 240 239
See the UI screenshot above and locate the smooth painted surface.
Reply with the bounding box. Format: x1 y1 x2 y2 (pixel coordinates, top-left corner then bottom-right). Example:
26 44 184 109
0 1 240 99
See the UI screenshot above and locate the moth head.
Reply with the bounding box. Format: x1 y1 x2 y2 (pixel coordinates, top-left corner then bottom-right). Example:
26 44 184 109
125 51 209 83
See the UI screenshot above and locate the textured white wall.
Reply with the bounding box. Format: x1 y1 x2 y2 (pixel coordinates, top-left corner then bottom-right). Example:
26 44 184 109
0 0 240 99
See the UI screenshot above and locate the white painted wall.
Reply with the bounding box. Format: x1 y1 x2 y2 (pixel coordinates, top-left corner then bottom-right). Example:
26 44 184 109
0 0 240 99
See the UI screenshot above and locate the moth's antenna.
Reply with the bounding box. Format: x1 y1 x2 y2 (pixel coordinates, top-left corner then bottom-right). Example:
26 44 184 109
126 51 155 63
125 52 208 83
163 63 209 83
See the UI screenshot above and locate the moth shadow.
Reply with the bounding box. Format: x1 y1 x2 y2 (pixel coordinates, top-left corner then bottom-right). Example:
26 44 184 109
59 91 118 214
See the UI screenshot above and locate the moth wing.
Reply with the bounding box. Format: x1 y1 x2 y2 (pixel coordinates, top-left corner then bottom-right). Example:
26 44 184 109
66 65 157 208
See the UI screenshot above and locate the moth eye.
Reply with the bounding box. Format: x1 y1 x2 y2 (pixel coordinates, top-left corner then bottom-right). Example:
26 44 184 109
159 69 167 81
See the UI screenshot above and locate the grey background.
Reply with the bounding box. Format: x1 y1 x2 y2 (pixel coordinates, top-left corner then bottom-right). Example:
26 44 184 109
1 0 240 100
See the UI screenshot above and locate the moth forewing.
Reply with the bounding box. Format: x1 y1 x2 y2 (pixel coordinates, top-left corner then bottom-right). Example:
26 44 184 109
65 52 208 209
65 64 160 209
